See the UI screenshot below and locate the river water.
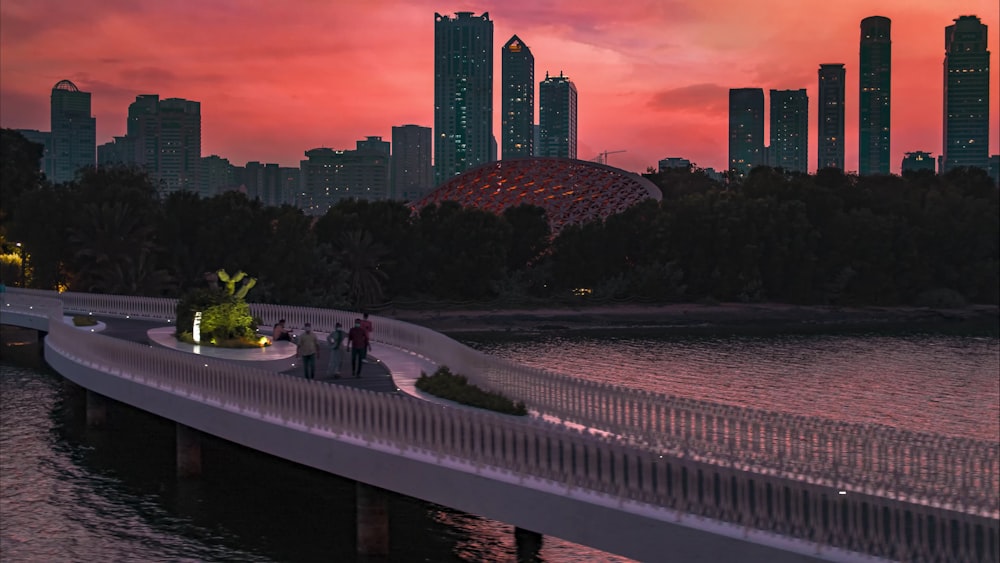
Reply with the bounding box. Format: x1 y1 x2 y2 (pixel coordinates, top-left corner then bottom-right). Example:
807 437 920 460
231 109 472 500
1 323 997 562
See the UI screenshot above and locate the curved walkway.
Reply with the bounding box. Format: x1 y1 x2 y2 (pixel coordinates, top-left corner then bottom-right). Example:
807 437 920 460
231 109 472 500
131 318 449 406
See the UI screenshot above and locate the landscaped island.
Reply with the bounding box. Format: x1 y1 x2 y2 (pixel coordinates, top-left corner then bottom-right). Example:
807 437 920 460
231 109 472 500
416 366 527 416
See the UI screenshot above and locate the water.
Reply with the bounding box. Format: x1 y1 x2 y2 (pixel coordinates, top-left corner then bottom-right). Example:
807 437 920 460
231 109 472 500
3 325 997 562
0 331 632 562
460 328 1000 442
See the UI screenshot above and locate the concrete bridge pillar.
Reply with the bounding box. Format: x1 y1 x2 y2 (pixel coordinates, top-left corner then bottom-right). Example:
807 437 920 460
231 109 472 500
356 482 389 556
86 390 107 427
176 423 202 478
515 527 543 562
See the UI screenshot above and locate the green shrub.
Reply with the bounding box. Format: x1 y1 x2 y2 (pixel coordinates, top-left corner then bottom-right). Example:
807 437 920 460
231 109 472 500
72 315 98 327
200 300 255 341
416 366 528 416
175 287 229 336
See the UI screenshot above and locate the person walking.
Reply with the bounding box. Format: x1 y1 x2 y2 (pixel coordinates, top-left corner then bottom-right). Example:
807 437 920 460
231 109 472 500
347 318 370 378
327 322 345 378
297 323 319 380
359 312 374 363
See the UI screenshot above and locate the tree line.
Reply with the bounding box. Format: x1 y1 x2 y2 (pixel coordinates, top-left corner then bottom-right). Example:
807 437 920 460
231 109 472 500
1 128 997 308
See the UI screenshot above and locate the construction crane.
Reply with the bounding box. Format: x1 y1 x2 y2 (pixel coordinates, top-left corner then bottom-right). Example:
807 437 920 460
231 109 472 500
593 150 626 165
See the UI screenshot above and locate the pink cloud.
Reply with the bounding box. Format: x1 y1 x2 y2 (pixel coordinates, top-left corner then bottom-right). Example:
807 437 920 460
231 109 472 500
1 0 997 176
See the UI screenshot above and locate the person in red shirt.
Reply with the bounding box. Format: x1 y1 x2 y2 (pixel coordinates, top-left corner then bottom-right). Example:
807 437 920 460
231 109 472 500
347 318 370 378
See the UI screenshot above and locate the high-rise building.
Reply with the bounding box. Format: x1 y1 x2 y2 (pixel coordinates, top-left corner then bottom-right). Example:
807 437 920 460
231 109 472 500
97 136 132 167
357 136 390 158
125 94 201 193
728 88 765 178
859 16 891 175
502 35 534 159
279 167 300 207
356 136 391 199
243 162 285 207
300 147 389 215
434 12 493 186
200 155 236 197
658 157 692 171
901 151 936 173
49 80 96 183
538 71 578 159
391 125 432 201
769 89 809 173
817 64 846 170
942 15 990 173
989 155 1000 187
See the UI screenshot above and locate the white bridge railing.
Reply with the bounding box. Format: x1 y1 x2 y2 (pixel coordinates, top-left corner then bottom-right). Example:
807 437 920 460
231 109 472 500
7 288 999 518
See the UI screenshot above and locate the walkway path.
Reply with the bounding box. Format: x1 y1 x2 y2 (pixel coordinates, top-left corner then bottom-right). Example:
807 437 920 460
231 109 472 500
90 315 445 405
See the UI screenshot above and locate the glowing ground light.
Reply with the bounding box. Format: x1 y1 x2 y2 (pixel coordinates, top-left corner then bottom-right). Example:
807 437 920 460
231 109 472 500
838 491 847 495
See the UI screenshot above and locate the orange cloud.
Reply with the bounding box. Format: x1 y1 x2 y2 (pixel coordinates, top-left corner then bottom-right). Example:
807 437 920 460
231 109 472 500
1 0 997 176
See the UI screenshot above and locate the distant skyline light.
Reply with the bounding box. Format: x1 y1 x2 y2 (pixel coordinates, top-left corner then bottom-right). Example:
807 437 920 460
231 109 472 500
0 0 997 175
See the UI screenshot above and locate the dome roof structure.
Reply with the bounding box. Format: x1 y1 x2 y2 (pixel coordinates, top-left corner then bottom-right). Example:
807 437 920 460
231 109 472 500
413 158 661 234
53 79 80 92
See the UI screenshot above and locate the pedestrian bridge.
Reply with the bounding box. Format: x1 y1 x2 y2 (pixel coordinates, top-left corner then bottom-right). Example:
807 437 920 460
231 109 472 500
2 289 997 562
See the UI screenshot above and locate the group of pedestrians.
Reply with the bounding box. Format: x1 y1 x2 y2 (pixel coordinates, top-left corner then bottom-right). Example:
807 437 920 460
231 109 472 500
291 313 372 380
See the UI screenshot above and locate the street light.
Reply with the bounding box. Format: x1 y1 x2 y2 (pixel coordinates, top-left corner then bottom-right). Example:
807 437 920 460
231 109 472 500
15 242 24 287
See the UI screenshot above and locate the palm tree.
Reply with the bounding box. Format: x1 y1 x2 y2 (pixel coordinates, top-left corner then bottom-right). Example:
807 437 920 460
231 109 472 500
338 229 388 308
68 201 171 294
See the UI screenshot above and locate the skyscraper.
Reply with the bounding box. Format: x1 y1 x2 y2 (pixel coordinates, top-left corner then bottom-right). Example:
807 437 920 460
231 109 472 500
300 147 389 215
124 94 202 193
942 15 990 173
502 35 534 159
50 80 96 184
728 88 765 178
901 151 936 173
817 64 846 170
859 16 891 175
391 125 432 201
769 89 809 173
434 12 493 186
538 71 578 159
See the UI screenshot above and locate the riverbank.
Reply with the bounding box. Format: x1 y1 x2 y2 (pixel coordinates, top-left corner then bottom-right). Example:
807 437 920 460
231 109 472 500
391 302 1000 334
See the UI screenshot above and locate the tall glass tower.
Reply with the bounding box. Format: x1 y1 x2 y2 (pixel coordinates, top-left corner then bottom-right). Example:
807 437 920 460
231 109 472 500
859 16 891 175
769 89 809 173
538 72 578 159
434 12 493 186
50 80 96 184
728 88 764 179
817 64 846 170
502 35 534 159
943 15 990 173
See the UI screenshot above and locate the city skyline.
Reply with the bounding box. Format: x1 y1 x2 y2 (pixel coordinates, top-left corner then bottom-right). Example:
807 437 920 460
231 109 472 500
1 0 997 175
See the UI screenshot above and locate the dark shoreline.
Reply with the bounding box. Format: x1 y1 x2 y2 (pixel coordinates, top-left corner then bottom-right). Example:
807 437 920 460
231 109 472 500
391 302 1000 336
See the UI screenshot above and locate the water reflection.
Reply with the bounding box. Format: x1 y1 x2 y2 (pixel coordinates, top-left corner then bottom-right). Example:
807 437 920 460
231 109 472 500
462 330 1000 441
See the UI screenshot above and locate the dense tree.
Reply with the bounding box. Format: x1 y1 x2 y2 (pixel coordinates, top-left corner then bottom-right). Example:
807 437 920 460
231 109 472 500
502 204 550 271
0 129 46 228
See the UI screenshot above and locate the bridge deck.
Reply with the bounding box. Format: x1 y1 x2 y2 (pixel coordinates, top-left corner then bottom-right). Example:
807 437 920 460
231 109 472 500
88 315 446 402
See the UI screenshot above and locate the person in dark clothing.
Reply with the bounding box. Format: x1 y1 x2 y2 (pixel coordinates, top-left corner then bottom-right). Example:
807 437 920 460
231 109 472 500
347 318 370 378
273 319 292 342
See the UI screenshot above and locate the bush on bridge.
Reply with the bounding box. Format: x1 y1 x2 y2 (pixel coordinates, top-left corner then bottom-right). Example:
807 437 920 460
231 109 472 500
416 366 528 416
175 269 262 347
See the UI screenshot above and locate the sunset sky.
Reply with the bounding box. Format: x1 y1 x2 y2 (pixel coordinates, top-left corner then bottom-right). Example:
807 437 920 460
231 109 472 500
1 0 997 175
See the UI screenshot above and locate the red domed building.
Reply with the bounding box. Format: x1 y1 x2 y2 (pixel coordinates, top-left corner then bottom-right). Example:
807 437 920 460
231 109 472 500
413 158 662 234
